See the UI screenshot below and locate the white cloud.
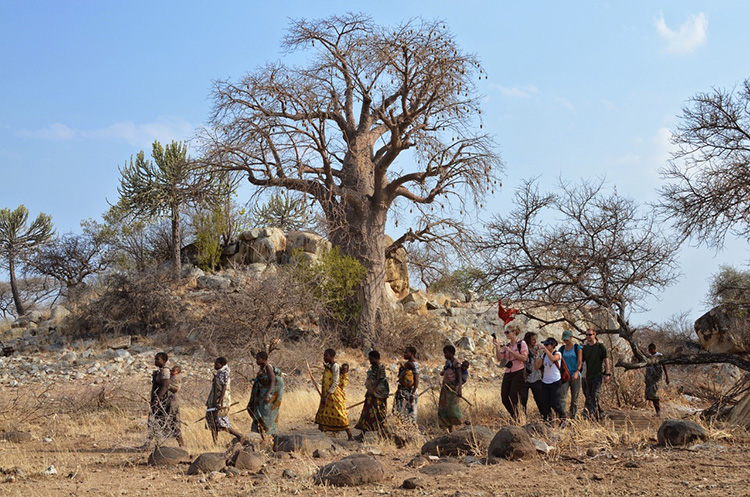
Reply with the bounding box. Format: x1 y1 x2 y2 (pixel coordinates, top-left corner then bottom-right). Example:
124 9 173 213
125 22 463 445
17 116 195 148
490 84 538 98
655 12 708 55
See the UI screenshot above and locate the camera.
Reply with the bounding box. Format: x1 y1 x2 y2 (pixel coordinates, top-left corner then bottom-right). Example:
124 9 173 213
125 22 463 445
505 361 513 368
491 332 497 339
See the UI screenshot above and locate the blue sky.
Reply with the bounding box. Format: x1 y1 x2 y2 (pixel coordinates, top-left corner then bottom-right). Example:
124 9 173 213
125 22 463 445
1 1 749 325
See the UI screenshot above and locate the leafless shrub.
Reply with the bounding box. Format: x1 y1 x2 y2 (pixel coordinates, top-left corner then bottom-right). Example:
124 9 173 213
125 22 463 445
69 269 179 337
370 309 448 359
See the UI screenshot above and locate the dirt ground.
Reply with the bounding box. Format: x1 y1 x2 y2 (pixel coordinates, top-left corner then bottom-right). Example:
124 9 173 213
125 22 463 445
2 371 750 497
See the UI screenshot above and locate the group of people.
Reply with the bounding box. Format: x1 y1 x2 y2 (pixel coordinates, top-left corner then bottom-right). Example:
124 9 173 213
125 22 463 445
144 325 670 448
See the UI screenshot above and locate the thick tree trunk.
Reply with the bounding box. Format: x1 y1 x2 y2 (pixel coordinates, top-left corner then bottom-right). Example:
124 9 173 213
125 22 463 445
171 207 181 279
8 254 25 317
326 140 388 345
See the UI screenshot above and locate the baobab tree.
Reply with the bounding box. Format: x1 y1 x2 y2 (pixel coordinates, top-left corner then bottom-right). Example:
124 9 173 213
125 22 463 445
202 14 502 338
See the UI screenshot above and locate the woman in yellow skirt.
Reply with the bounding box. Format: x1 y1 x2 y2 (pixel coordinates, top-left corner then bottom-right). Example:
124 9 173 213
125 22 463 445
314 348 353 441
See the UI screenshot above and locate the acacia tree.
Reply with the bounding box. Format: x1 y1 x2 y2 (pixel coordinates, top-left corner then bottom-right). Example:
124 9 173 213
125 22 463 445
659 79 750 247
478 179 682 363
25 231 110 297
118 140 222 278
0 205 54 316
203 14 501 337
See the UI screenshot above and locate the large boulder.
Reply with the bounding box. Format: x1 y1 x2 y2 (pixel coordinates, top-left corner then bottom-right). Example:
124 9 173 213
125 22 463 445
196 274 231 291
421 426 494 456
187 453 227 475
287 231 331 256
400 290 428 313
148 446 191 466
488 426 536 462
316 454 385 487
273 433 336 454
657 419 708 446
248 228 287 264
694 305 750 354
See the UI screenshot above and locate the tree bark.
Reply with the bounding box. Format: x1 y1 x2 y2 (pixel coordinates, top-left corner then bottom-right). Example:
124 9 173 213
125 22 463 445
171 206 181 279
8 253 25 317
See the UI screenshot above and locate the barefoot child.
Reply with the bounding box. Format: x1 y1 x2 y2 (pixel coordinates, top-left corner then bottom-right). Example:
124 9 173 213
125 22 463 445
206 357 245 445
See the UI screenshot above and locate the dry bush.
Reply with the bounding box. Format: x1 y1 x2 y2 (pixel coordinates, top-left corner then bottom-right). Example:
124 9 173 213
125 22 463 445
69 269 178 338
370 309 449 359
188 267 328 372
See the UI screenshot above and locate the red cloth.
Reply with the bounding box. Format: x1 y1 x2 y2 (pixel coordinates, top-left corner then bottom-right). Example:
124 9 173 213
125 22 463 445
498 300 519 325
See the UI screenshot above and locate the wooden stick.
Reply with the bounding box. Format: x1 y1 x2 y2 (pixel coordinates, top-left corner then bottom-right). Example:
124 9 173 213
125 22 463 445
442 383 474 407
346 385 434 410
193 401 240 424
306 361 322 397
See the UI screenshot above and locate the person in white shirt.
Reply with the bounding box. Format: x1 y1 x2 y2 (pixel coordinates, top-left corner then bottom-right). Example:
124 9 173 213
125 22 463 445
535 337 567 423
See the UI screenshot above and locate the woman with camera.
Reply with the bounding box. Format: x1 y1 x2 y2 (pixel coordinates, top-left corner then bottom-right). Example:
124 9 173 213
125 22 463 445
494 325 528 421
535 337 567 423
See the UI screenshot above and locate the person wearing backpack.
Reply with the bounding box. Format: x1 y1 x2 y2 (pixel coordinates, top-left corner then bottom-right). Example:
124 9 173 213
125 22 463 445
520 332 545 417
559 330 583 419
535 337 567 423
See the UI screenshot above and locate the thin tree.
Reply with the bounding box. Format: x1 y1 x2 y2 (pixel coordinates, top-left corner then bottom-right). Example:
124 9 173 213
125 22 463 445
0 205 54 316
203 14 502 338
659 79 750 247
477 178 681 363
117 140 222 278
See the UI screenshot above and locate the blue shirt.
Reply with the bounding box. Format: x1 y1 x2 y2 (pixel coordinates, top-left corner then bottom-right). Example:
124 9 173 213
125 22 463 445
559 344 580 374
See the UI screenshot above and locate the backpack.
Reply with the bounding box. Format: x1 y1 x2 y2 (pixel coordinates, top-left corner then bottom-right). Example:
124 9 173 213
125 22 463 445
554 348 571 383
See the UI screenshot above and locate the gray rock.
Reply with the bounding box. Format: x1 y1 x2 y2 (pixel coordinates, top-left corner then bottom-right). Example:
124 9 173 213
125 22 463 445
421 426 495 456
532 438 554 455
402 477 424 489
522 423 551 440
188 453 227 475
316 454 385 487
657 419 708 446
488 426 537 462
196 275 231 291
148 446 191 466
230 450 264 471
273 432 335 454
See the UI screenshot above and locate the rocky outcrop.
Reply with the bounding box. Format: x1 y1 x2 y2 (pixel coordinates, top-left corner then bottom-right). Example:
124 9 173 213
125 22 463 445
694 305 750 354
420 426 494 456
384 235 410 299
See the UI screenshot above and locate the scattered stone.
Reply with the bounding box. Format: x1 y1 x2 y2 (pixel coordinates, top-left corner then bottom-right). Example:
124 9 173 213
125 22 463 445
273 433 334 454
406 455 429 469
1 431 32 443
208 471 225 481
487 426 536 462
586 447 597 457
223 467 241 478
624 461 640 468
402 477 424 489
591 474 604 481
313 448 331 459
230 450 264 472
419 462 466 476
316 454 386 487
421 426 495 456
197 275 232 291
532 438 555 455
282 469 297 479
187 453 227 475
60 351 77 363
45 465 57 476
42 437 53 443
657 419 708 447
148 446 191 466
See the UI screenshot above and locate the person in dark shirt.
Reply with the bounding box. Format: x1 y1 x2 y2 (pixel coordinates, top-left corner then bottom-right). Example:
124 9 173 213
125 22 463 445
581 327 610 421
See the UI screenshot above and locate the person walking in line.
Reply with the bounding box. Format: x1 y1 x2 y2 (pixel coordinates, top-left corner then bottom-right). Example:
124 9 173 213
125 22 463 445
314 348 353 440
645 343 669 416
582 327 611 421
206 357 245 445
438 345 464 431
247 351 285 439
536 337 567 423
495 325 529 421
394 346 420 424
559 330 583 419
520 332 544 417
